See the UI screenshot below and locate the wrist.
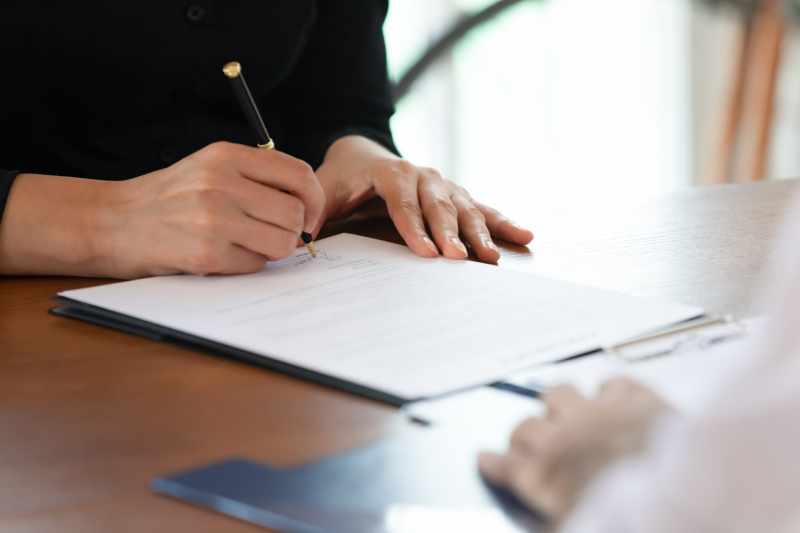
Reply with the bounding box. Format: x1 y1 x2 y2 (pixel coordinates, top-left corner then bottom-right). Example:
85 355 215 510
317 135 403 219
0 173 133 276
82 178 139 277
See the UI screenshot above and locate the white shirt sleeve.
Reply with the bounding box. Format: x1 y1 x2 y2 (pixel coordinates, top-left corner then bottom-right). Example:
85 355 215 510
560 195 800 533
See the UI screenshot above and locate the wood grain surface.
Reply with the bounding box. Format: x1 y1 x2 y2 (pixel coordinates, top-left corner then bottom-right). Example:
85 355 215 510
1 179 796 532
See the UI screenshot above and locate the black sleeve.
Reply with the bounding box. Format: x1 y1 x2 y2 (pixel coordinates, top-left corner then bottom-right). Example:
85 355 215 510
274 0 400 169
0 170 19 224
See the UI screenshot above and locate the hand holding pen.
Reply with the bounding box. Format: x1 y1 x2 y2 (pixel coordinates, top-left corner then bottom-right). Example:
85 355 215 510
69 62 326 278
99 140 325 277
223 61 318 257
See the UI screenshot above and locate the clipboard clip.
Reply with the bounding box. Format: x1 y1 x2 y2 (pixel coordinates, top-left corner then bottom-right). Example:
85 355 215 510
601 315 748 362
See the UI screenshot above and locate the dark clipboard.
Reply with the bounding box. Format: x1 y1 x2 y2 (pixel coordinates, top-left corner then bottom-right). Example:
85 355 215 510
150 426 544 532
51 296 408 406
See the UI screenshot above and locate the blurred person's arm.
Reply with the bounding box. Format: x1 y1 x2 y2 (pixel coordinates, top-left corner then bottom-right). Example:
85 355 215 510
561 195 800 533
483 194 800 532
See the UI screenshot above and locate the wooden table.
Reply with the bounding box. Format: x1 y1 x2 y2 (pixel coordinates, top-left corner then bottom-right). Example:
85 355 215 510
1 179 796 532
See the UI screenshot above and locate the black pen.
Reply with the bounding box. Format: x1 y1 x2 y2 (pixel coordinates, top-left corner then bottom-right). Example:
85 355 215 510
222 61 317 258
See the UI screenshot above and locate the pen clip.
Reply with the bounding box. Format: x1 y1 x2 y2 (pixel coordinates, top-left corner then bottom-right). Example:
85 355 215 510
601 315 748 362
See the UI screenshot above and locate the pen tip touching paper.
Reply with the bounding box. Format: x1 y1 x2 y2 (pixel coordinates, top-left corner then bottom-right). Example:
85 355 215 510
301 232 317 257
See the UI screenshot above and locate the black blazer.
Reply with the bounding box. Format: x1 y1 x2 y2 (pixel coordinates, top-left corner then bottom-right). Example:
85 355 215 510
0 1 398 220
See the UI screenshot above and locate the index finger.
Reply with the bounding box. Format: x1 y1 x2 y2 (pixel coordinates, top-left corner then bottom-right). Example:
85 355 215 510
213 143 325 234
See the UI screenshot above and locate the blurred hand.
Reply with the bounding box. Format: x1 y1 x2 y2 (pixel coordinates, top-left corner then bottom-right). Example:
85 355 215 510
104 142 325 278
478 379 671 523
316 136 533 263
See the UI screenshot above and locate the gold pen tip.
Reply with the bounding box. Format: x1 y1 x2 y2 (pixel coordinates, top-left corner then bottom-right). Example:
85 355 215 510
307 242 318 258
222 61 242 79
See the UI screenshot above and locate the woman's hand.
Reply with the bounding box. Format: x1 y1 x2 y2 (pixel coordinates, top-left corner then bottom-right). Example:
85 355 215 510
0 142 324 278
103 142 325 278
478 379 671 524
316 136 533 263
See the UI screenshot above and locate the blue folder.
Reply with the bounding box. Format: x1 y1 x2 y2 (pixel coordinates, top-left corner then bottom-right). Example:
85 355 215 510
153 427 543 532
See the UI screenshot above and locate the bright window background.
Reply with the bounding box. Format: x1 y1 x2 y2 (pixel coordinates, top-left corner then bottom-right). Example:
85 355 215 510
384 0 693 218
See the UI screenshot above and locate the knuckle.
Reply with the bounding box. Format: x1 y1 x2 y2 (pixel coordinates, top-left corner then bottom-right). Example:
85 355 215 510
389 159 416 176
481 203 500 217
287 161 322 200
431 196 457 216
397 199 421 216
294 159 315 178
203 141 235 161
463 205 486 222
422 167 443 180
286 159 315 184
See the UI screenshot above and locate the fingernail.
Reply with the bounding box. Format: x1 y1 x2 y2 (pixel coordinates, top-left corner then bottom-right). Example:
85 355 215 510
483 238 498 252
450 236 468 256
422 236 439 254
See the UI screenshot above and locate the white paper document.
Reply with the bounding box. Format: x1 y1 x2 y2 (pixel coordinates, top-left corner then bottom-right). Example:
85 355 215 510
59 234 702 400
